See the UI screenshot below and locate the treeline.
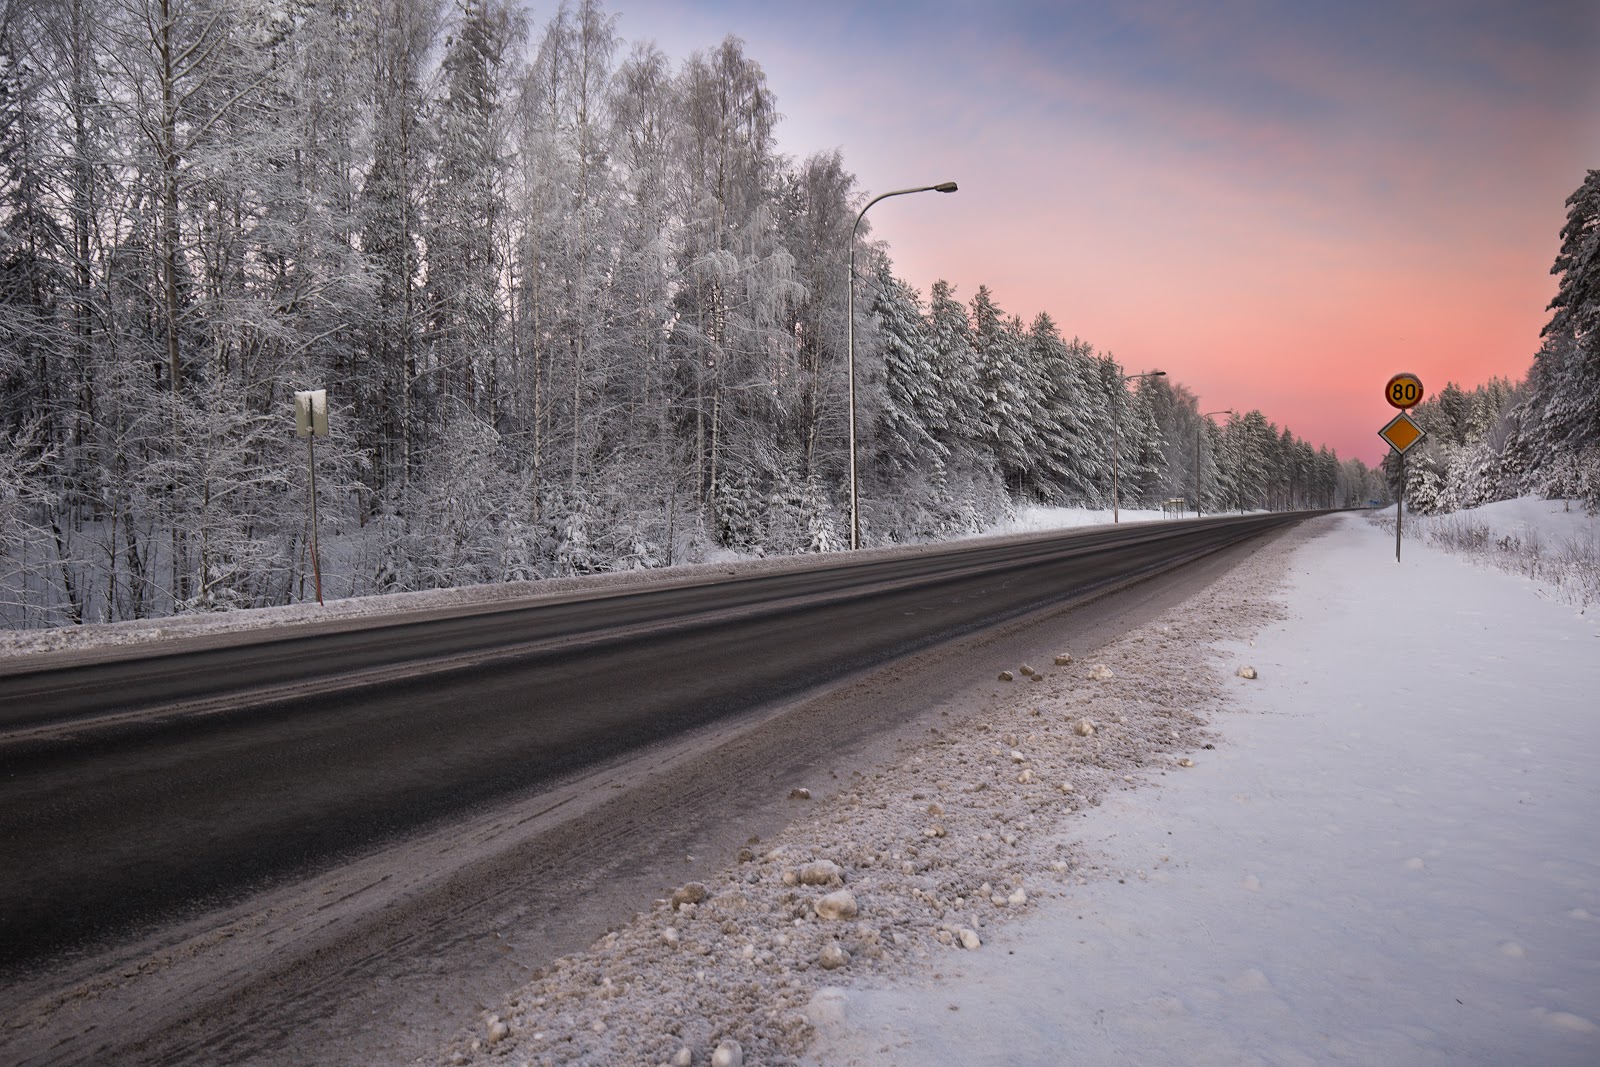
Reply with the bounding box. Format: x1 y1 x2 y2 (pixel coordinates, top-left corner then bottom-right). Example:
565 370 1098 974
864 269 1378 531
1392 169 1600 516
0 0 1364 629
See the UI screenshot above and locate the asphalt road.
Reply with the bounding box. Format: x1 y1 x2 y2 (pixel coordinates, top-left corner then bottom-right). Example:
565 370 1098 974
0 512 1315 974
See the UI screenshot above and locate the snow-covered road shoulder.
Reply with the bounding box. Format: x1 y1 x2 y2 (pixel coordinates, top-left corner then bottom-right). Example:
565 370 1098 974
806 512 1600 1067
0 506 1175 662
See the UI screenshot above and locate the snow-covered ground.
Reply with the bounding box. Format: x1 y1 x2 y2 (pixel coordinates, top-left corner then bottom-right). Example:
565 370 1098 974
1395 497 1600 612
801 510 1600 1067
1414 494 1600 549
431 507 1598 1067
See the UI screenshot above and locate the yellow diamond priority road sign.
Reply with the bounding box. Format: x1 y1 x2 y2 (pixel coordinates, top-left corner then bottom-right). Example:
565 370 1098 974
1379 410 1425 454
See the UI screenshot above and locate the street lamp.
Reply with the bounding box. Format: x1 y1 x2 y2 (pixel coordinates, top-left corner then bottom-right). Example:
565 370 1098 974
1111 370 1165 523
1195 409 1233 518
846 181 958 550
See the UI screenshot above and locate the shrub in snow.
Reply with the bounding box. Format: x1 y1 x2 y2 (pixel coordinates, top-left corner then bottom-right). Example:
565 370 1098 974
713 469 764 553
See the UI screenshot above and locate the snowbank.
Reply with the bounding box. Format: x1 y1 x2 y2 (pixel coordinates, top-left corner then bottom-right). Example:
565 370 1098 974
804 513 1600 1067
979 504 1172 535
1391 496 1600 612
1412 496 1598 551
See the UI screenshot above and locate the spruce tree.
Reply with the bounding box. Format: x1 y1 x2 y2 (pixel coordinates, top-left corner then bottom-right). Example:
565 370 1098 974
1524 169 1600 506
870 263 945 472
924 279 980 452
968 285 1038 496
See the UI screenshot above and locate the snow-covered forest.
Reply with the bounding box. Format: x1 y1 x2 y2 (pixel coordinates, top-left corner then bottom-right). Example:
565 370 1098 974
1393 170 1600 517
1 0 1386 628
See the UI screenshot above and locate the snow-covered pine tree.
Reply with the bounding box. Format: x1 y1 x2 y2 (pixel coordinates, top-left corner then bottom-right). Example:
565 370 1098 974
921 279 1011 527
1198 414 1233 512
1020 314 1086 503
1134 373 1196 507
924 279 980 454
967 285 1043 499
850 264 949 540
1093 356 1136 506
1224 410 1275 511
1127 378 1165 507
1523 169 1600 509
869 262 945 474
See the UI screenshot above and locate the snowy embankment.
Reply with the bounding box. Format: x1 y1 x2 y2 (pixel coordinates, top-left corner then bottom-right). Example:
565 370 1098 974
433 510 1598 1067
1381 496 1600 611
974 503 1170 537
0 506 1172 659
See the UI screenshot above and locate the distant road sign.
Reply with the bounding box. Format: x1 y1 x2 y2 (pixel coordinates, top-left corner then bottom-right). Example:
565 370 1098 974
295 389 328 438
1379 410 1425 454
1384 372 1424 409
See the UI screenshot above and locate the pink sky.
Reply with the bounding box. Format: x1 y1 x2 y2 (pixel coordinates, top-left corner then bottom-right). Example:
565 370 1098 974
615 1 1598 465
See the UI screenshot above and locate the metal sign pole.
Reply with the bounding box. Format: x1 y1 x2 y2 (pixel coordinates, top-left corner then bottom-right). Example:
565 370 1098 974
309 432 323 605
1395 451 1403 563
297 387 328 606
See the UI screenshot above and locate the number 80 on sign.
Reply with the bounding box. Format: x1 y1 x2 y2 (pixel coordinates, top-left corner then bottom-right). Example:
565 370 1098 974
1384 372 1424 410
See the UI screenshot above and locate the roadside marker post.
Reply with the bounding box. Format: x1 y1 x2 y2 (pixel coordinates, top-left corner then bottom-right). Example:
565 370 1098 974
295 389 329 605
1379 373 1425 562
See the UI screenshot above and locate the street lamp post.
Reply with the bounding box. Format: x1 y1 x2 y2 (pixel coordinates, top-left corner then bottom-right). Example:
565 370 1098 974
846 181 958 550
1111 370 1165 523
1195 409 1233 517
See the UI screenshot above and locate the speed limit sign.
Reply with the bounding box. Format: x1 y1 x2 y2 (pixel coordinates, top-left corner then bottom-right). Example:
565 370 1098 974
1385 372 1424 409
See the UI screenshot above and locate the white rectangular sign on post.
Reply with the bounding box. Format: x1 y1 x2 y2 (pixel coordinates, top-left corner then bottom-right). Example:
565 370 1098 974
294 389 328 438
